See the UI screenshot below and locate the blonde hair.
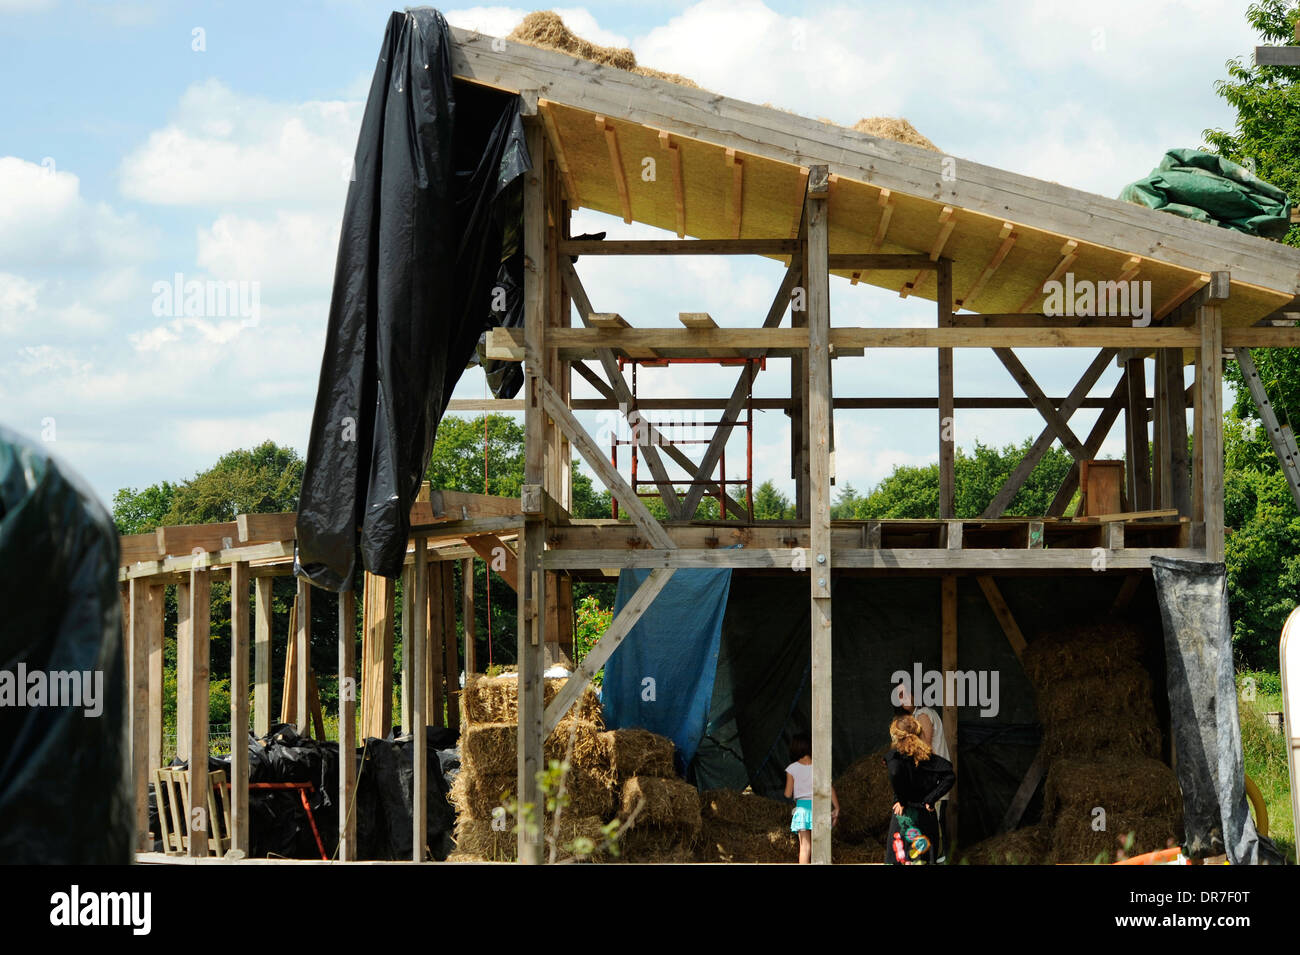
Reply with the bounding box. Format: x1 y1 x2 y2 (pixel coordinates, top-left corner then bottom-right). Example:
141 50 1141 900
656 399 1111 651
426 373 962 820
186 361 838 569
890 715 932 767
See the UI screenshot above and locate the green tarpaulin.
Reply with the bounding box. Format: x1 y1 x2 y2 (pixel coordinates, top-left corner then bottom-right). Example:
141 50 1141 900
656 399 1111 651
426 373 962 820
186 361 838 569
1118 148 1291 239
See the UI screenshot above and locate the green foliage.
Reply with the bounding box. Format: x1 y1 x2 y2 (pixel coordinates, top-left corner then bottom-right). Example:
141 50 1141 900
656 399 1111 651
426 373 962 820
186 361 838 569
572 595 613 687
1237 674 1296 861
426 414 525 498
111 481 176 535
852 440 1075 519
753 479 794 519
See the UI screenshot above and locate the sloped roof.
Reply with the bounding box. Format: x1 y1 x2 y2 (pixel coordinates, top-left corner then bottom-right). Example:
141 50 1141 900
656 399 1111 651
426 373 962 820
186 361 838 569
449 25 1300 328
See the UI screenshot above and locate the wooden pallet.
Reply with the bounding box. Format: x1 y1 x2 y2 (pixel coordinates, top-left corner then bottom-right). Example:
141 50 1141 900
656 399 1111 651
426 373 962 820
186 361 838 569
154 767 231 856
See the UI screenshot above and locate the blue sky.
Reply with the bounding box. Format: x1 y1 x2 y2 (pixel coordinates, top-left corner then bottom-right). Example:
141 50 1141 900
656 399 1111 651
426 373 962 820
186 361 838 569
0 0 1265 510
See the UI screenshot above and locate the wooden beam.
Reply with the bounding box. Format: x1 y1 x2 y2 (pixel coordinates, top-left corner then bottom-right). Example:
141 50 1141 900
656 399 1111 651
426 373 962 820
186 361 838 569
253 578 272 738
724 147 744 239
229 561 250 856
994 348 1087 458
411 539 427 862
1200 305 1225 561
465 534 518 590
901 206 955 297
869 187 894 253
1160 347 1191 516
806 165 833 866
236 512 296 544
957 222 1017 309
1015 239 1078 313
595 115 631 223
983 349 1115 517
177 580 191 762
186 566 211 858
1125 357 1152 511
542 568 676 734
938 258 955 518
1001 750 1046 833
157 521 238 557
120 532 163 565
338 585 357 860
658 130 685 237
830 253 936 272
975 576 1027 660
1154 273 1210 322
940 575 958 849
129 580 162 851
538 99 580 207
462 558 477 676
560 238 798 256
442 562 459 732
538 376 675 550
295 577 311 737
148 583 164 773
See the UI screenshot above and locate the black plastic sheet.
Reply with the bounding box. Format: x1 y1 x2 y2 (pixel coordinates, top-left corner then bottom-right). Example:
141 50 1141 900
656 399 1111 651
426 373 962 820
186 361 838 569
0 425 132 863
296 7 530 590
1150 556 1286 863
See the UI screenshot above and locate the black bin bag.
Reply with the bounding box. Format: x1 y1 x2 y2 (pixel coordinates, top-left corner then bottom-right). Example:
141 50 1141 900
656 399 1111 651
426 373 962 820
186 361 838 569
0 424 132 862
1151 556 1286 864
295 7 530 591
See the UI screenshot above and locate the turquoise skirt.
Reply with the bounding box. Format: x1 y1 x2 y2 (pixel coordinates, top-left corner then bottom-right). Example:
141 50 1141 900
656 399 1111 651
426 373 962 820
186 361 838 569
790 798 813 832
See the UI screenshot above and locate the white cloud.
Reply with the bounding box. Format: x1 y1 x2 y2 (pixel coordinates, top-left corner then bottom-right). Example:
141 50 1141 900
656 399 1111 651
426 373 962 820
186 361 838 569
0 273 39 335
0 157 152 266
118 79 361 208
196 211 341 292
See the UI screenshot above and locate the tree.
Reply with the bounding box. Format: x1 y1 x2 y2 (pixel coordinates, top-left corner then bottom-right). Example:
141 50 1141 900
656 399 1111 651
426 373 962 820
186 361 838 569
753 479 794 519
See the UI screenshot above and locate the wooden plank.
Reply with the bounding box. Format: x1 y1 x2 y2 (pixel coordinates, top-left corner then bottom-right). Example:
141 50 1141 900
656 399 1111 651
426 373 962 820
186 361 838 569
177 580 191 763
678 312 717 328
1199 305 1225 561
542 568 676 734
400 565 412 734
901 206 955 297
426 561 446 729
464 534 518 590
538 99 580 207
1015 239 1079 313
658 130 685 237
338 586 357 861
186 567 211 858
1075 508 1179 523
957 222 1017 309
982 349 1115 517
975 576 1026 660
362 571 395 740
236 513 297 544
253 578 272 738
462 558 477 676
1161 348 1191 516
157 522 239 557
869 187 894 253
1125 357 1152 511
448 27 1300 294
411 540 428 862
830 253 936 272
451 394 1148 412
129 580 161 850
1224 327 1300 347
940 575 958 849
724 147 744 238
295 577 311 737
595 115 632 223
806 166 833 866
442 561 460 733
1001 750 1046 833
120 532 163 565
938 258 955 518
559 238 798 256
148 584 164 773
229 561 250 856
538 377 675 550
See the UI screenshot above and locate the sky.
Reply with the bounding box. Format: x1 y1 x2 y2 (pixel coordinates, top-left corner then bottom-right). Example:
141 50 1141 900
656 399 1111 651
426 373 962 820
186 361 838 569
0 0 1265 511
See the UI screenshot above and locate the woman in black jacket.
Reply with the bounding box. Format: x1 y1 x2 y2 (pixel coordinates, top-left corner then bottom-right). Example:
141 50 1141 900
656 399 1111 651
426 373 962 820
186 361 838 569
884 714 955 864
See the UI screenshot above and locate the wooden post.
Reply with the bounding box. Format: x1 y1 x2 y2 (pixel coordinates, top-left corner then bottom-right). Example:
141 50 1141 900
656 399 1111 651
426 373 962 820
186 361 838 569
186 566 211 858
792 202 809 519
1161 348 1191 516
937 257 955 518
941 574 958 848
806 165 833 865
426 560 446 729
411 537 428 862
519 113 548 864
338 586 357 861
401 564 413 734
176 579 191 763
1153 355 1167 507
362 571 395 739
1199 303 1225 561
442 561 460 733
129 580 162 851
229 561 250 855
1124 357 1151 511
295 577 311 737
253 577 273 738
462 558 477 677
148 584 164 775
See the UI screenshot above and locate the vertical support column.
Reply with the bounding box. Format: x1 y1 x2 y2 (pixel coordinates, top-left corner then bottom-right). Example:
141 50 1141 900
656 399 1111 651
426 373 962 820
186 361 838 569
1199 302 1225 561
792 207 810 520
806 165 833 865
401 565 413 734
518 110 548 865
253 577 272 738
1161 348 1191 516
941 574 959 848
442 561 460 733
937 258 955 518
176 579 192 763
362 571 395 739
462 558 477 677
338 585 357 861
1152 356 1167 507
148 584 164 774
129 579 162 852
295 577 311 736
229 561 250 856
1124 357 1151 511
411 537 428 862
186 566 211 858
426 560 446 729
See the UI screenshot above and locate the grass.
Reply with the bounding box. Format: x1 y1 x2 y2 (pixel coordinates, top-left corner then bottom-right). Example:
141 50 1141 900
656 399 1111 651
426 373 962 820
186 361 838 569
1237 670 1295 862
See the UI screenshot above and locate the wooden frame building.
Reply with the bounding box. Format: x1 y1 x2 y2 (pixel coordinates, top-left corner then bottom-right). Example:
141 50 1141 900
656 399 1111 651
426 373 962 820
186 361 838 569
120 27 1300 864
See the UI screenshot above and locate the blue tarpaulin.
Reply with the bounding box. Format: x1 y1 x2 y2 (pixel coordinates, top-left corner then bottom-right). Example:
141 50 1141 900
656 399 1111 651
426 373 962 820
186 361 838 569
603 567 732 770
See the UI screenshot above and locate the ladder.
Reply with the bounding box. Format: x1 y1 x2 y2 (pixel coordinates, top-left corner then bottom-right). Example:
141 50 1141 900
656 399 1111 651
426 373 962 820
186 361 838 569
1232 348 1300 512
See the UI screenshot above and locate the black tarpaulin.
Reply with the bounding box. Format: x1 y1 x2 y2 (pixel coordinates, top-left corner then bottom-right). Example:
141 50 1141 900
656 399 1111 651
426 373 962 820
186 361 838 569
296 7 530 591
0 425 132 863
1150 556 1285 863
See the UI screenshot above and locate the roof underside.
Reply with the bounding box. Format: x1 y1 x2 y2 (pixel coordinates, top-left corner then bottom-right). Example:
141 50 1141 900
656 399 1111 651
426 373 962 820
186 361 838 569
449 26 1300 328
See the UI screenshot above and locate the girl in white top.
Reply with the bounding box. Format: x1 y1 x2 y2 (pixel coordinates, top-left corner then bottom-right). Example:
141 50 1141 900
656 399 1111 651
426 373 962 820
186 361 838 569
784 732 840 864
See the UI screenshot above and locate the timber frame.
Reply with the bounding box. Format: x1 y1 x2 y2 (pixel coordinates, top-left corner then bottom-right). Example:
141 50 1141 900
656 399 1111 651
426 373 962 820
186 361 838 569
120 28 1300 865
